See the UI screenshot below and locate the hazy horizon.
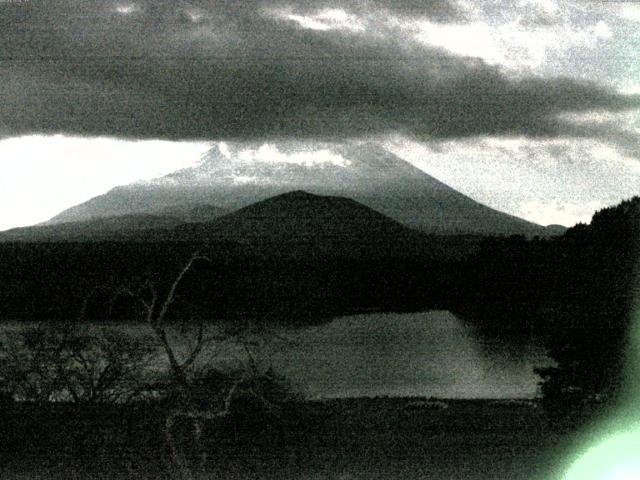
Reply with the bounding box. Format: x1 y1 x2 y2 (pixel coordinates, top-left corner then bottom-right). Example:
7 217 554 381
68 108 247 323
2 136 637 232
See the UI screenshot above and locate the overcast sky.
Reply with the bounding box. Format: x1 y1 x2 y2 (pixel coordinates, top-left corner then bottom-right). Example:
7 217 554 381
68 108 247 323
1 0 639 230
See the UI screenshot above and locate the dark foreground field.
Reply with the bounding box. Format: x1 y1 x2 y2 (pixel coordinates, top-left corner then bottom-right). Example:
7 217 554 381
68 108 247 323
0 398 577 480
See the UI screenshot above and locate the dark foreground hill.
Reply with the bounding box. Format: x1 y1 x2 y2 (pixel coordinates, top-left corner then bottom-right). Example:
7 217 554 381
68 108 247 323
179 190 408 240
175 190 450 259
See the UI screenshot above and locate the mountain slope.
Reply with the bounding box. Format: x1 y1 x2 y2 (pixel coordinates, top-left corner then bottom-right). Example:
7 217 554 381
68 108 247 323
0 214 180 242
176 190 444 259
179 190 406 239
46 142 544 236
0 204 228 242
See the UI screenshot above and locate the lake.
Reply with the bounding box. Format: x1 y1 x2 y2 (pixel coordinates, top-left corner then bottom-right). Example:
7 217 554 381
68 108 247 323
268 310 552 399
0 310 552 400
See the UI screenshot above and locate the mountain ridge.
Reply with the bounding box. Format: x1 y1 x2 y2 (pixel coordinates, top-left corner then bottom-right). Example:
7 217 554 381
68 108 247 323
42 143 549 236
177 190 410 240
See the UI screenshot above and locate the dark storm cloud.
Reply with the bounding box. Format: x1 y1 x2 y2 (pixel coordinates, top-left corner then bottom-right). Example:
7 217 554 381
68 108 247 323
1 0 638 141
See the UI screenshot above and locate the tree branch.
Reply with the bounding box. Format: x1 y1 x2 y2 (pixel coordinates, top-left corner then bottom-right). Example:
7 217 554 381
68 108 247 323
181 322 205 370
153 253 209 327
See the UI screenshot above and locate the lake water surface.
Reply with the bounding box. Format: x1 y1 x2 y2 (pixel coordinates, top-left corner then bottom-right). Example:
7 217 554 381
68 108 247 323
269 310 552 399
1 310 551 400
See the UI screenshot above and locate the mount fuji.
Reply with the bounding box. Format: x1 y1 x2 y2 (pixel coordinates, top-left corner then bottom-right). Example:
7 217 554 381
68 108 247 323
43 142 546 237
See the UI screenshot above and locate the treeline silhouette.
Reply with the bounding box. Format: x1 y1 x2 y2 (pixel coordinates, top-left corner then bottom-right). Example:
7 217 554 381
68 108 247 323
0 237 467 326
452 197 640 419
1 197 638 419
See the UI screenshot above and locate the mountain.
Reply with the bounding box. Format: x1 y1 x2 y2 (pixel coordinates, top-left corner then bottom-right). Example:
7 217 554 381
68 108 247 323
0 191 474 325
0 204 228 242
0 213 180 242
542 224 568 237
179 190 408 240
46 142 545 236
176 190 435 258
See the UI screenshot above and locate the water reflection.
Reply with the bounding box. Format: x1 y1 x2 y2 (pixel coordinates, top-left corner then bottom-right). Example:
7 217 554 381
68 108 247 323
268 310 551 399
0 311 552 400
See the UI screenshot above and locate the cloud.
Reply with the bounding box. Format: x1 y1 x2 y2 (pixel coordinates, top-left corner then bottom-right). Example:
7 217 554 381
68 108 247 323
236 143 351 167
551 110 640 158
0 0 638 144
276 7 366 32
593 20 612 40
399 0 615 73
114 4 141 15
617 4 640 22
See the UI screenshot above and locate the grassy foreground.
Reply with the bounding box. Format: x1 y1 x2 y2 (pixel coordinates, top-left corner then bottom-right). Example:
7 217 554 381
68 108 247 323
0 398 576 480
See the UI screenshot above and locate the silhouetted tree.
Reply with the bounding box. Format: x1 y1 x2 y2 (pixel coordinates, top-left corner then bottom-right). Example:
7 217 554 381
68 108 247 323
0 323 154 403
536 197 640 423
109 252 298 480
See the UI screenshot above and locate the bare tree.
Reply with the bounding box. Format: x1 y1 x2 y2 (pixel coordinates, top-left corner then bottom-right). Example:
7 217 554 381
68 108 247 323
0 252 298 479
110 252 293 480
0 325 61 402
0 323 155 403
